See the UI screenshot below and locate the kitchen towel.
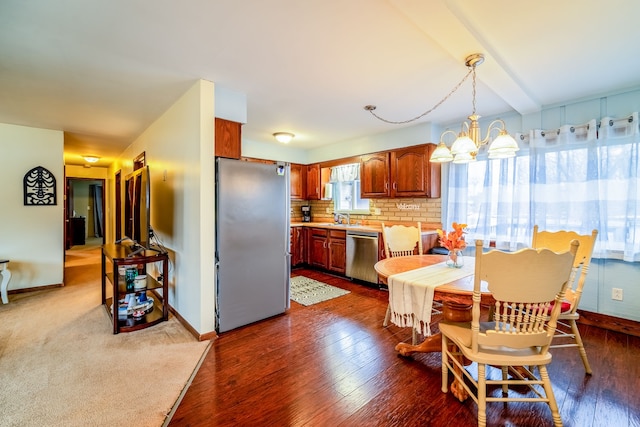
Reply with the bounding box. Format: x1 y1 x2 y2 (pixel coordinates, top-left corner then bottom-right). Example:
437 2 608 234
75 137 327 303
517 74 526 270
387 258 474 336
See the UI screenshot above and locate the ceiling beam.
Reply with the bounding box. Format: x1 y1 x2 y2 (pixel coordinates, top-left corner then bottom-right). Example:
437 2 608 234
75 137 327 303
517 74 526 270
390 0 540 116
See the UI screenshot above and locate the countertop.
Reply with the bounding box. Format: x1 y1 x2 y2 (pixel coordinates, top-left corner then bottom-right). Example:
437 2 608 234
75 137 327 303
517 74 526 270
290 222 438 235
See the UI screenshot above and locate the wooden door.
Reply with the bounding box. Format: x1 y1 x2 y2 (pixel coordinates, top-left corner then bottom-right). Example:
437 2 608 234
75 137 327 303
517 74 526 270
115 170 122 241
360 152 390 198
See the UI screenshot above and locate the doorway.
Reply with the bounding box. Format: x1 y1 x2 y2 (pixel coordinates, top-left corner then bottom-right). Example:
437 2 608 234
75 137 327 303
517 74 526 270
65 178 106 249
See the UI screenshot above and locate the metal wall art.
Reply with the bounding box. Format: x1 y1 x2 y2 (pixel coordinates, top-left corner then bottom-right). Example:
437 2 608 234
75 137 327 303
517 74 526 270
24 166 57 205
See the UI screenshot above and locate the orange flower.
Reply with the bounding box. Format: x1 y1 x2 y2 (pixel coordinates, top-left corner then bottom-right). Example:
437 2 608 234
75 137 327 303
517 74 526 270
436 222 468 251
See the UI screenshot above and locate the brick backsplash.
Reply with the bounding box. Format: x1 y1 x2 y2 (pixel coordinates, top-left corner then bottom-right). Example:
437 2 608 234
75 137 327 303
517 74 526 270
291 198 441 228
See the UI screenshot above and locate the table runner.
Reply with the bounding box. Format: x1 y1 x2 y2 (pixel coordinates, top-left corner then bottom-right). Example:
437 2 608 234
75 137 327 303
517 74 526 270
388 257 474 336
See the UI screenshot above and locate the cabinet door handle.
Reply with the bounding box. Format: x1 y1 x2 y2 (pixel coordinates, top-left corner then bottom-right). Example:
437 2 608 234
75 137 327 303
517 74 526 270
392 182 397 190
384 181 389 190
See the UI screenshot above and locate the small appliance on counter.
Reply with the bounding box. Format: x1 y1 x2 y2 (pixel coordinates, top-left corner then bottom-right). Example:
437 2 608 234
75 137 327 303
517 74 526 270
301 205 311 222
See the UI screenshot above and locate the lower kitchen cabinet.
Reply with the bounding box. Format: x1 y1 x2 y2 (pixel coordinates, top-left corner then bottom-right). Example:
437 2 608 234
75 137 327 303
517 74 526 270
290 226 305 267
306 227 346 274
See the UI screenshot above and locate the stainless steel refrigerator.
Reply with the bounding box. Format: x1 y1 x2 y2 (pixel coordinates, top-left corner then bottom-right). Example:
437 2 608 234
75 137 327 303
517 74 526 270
215 157 290 333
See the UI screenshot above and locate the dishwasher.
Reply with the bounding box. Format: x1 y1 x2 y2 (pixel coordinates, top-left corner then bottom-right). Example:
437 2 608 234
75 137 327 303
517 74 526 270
346 230 380 285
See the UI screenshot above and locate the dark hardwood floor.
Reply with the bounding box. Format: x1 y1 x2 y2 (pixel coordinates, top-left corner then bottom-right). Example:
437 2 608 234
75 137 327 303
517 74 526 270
169 268 640 427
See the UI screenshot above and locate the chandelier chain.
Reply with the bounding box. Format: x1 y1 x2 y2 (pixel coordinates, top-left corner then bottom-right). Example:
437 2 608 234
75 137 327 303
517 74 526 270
366 67 474 125
471 65 477 115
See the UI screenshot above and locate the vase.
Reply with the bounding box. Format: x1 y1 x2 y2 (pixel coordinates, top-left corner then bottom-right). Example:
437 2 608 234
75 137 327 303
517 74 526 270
446 250 464 268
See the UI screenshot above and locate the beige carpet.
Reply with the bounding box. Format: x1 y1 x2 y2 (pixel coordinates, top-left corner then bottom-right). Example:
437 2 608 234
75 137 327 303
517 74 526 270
0 245 210 427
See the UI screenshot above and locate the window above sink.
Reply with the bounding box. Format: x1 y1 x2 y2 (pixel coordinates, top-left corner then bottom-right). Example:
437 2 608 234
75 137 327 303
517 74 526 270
330 163 370 214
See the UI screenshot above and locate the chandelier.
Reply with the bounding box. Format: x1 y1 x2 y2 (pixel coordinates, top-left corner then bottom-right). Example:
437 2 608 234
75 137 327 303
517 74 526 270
365 53 519 164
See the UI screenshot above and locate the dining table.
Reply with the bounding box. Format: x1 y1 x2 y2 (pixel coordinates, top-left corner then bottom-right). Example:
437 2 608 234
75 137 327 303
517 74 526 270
374 254 495 401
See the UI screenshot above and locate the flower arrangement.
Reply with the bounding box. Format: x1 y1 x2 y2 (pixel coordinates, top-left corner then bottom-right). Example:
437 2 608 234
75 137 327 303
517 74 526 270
436 222 468 251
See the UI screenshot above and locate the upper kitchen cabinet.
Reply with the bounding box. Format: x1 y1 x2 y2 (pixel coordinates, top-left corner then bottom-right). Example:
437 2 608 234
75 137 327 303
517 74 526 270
304 164 332 200
305 163 321 200
360 152 390 198
424 143 441 198
360 144 441 198
290 163 305 200
391 144 440 198
214 118 242 159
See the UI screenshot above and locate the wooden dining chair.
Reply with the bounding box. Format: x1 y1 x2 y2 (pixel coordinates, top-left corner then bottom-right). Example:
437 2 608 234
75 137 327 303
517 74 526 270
440 239 579 427
531 225 598 374
380 222 440 344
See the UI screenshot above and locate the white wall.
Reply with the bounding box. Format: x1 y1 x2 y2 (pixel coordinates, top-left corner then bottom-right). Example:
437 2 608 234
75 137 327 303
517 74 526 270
108 79 216 335
0 123 64 291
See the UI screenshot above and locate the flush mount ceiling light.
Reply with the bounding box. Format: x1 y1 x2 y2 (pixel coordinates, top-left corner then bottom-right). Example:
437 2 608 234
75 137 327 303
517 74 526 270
83 155 100 163
365 53 519 164
273 132 295 144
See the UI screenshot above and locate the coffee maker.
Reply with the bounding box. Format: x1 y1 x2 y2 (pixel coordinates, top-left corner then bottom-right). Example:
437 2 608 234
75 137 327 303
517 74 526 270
301 205 311 222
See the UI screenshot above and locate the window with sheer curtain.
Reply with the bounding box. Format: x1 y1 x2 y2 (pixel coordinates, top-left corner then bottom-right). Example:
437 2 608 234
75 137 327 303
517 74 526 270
330 163 370 213
444 113 639 262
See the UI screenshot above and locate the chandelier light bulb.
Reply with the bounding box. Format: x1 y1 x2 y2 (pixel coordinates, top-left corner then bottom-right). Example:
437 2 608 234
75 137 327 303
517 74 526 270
364 52 519 163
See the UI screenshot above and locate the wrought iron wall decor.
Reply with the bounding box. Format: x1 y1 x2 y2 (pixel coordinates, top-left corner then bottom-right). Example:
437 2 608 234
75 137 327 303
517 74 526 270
24 166 57 205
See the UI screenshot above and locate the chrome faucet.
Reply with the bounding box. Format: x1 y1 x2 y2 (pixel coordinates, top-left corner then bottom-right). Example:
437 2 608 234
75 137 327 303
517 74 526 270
335 212 350 225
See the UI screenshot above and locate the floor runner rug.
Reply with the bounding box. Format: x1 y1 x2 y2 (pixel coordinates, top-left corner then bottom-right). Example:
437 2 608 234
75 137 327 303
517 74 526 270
290 275 350 306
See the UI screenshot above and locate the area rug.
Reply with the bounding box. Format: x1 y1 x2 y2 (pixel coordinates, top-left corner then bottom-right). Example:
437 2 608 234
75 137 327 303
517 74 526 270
290 276 350 306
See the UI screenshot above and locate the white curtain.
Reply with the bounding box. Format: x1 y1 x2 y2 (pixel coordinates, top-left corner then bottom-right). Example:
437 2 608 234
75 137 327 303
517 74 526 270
330 163 359 182
445 114 640 261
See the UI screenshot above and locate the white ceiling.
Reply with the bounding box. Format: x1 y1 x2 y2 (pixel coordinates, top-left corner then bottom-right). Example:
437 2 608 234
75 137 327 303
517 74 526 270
2 0 640 167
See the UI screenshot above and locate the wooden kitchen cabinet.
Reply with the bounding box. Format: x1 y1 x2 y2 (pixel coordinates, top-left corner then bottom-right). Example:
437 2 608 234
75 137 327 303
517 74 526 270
290 163 305 200
327 230 346 274
214 117 242 159
360 152 390 198
425 143 441 198
290 226 305 267
360 143 441 198
306 228 346 274
391 145 435 197
307 228 327 268
304 163 321 200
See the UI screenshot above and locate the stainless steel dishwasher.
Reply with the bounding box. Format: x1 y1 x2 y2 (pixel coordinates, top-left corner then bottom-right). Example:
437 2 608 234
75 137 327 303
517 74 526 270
346 230 379 284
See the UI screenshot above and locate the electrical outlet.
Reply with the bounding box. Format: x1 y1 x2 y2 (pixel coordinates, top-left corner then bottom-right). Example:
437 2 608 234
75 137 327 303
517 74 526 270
326 208 332 213
612 288 623 301
374 208 381 215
